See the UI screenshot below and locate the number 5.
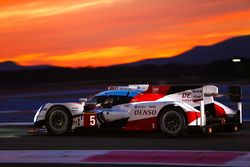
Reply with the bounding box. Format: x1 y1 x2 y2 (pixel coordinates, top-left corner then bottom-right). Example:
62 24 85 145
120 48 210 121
90 115 96 126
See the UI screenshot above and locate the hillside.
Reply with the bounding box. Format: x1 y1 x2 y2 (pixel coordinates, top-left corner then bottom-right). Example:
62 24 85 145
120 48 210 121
121 35 250 66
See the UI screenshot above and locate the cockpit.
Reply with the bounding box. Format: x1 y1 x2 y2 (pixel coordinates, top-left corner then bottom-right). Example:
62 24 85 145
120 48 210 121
84 90 141 111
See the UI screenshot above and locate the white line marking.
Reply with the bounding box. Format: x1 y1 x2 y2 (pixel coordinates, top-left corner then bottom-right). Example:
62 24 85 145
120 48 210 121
0 122 33 126
0 110 19 114
224 153 250 166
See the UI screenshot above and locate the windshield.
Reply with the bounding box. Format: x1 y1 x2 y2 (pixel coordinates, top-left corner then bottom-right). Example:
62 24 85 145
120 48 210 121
86 96 106 104
86 90 141 106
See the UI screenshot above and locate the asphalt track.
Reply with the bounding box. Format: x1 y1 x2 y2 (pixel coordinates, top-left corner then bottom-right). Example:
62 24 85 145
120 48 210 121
0 122 249 151
0 122 249 167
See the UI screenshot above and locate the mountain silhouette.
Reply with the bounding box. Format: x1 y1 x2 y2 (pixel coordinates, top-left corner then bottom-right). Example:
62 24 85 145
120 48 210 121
121 35 250 66
0 61 23 71
0 61 53 71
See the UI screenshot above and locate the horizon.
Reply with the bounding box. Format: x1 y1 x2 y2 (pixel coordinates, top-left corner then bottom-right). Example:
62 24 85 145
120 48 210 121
1 0 250 67
0 34 250 68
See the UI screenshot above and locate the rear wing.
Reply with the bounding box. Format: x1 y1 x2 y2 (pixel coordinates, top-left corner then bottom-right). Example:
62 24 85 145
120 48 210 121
191 85 242 102
191 85 218 101
197 85 243 126
191 85 218 126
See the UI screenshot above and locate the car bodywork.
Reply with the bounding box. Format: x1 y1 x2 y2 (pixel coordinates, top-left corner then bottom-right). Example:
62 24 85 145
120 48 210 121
33 84 242 136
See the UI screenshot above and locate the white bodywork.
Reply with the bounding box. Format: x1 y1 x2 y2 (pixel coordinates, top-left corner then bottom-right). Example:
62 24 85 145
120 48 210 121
34 102 84 123
34 84 239 131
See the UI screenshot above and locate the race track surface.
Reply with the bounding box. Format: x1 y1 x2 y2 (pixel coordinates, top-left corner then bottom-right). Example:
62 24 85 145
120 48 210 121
1 123 250 167
0 122 250 151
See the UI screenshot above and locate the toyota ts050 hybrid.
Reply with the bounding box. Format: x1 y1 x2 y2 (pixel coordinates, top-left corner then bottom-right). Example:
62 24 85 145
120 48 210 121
33 84 242 137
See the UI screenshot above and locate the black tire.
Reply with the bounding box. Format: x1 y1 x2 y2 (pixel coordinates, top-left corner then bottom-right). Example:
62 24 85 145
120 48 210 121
159 109 185 137
45 106 72 135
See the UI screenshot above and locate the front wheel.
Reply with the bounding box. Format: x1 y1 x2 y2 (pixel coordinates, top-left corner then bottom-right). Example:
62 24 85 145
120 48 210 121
159 109 185 137
45 106 72 135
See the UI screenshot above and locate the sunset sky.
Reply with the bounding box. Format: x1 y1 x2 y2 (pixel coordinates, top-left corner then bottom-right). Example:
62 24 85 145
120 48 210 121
0 0 250 67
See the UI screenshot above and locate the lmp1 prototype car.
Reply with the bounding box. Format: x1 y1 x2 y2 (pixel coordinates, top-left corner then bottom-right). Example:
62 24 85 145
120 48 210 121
33 84 242 137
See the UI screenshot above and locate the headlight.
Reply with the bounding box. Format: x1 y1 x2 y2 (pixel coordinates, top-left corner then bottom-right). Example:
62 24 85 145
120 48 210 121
33 105 44 123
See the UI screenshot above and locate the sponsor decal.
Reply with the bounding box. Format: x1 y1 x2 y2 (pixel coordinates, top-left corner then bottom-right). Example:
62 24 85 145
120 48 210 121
149 106 156 108
152 87 159 94
73 115 83 127
134 109 157 116
135 106 145 109
72 107 80 112
192 89 202 93
192 88 203 102
182 92 191 98
182 92 193 102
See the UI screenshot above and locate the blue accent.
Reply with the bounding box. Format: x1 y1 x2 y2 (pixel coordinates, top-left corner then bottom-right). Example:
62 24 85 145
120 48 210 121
128 91 141 97
95 90 141 97
92 108 104 113
92 108 115 113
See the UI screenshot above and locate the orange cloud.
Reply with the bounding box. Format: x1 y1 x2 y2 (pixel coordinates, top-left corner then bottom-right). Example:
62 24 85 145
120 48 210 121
0 0 250 67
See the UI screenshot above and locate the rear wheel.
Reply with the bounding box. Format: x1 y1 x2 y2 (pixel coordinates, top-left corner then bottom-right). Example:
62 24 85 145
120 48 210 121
159 109 185 137
46 106 72 135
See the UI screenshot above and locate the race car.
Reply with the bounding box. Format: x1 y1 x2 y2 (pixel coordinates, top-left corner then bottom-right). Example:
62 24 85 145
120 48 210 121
33 84 242 137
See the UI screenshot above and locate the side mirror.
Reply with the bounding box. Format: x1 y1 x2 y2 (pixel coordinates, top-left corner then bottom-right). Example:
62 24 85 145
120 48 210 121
229 86 242 102
79 98 88 103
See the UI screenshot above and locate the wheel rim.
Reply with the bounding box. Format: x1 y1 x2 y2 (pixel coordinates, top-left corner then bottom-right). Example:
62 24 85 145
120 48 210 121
162 111 182 135
48 110 68 133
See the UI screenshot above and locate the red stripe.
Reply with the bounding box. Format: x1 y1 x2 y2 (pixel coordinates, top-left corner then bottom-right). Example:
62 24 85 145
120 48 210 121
214 103 226 117
145 85 170 94
131 85 170 102
185 111 200 124
82 151 246 164
131 93 164 102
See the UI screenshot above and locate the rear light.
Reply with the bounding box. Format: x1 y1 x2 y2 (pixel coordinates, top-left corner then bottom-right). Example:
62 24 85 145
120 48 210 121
208 127 213 133
221 118 226 125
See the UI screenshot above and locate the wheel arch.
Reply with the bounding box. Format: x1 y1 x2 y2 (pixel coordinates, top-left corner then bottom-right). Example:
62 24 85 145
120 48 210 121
45 105 72 120
157 104 188 128
45 105 73 135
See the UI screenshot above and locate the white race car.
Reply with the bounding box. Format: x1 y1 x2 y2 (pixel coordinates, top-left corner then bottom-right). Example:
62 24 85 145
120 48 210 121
33 84 242 137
